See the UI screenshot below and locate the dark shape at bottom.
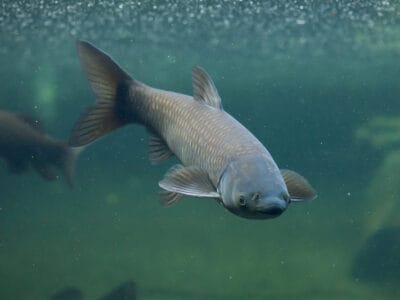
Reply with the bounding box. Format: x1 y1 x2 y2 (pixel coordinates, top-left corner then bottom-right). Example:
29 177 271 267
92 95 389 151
100 280 137 300
50 287 83 300
351 226 400 285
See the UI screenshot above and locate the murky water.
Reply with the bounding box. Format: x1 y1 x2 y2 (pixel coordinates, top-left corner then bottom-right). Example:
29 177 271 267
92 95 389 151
1 1 400 299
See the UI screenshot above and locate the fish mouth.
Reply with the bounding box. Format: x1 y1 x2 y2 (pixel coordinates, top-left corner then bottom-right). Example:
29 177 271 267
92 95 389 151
261 206 285 217
256 200 287 217
253 208 285 219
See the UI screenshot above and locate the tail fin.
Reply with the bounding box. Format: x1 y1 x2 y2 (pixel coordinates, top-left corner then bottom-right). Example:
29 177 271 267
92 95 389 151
69 41 137 147
62 146 84 188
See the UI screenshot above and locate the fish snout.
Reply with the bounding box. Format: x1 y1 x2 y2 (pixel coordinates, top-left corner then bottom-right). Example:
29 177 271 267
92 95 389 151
257 197 287 217
265 205 285 216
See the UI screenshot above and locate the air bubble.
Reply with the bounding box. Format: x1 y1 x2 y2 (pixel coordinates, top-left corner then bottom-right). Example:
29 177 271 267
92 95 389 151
0 1 397 59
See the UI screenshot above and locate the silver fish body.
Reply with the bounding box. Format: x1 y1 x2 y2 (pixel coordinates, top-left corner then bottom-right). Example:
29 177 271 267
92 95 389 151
133 86 269 184
70 41 316 219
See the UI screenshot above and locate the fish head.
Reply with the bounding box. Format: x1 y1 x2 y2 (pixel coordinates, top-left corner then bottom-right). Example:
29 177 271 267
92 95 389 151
218 155 290 219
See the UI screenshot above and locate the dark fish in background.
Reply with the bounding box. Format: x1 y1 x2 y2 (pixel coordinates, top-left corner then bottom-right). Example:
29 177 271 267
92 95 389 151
0 110 80 186
100 280 137 300
351 226 400 285
50 281 136 300
70 41 316 219
50 287 83 300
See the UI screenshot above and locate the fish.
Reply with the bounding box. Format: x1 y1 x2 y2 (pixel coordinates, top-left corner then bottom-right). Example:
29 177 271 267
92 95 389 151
69 41 316 219
100 280 137 300
50 287 83 300
0 110 80 186
49 281 136 300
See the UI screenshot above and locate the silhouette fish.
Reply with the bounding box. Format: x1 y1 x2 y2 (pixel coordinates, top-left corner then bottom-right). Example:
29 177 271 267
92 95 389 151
70 41 316 219
0 110 79 186
50 287 83 300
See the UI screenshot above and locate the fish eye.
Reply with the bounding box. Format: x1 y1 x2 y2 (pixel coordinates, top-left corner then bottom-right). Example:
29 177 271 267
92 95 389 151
238 195 246 206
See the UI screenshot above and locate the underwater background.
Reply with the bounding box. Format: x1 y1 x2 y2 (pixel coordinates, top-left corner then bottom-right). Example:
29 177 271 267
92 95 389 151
1 0 400 299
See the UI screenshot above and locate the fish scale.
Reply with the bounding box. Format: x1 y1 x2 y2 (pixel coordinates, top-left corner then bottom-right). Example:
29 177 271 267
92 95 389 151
70 41 316 219
137 87 269 185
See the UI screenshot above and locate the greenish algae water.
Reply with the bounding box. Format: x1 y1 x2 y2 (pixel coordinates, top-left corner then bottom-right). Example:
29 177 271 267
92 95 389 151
1 1 400 299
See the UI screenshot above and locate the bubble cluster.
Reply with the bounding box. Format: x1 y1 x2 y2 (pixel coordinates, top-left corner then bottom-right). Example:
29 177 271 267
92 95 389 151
0 0 398 57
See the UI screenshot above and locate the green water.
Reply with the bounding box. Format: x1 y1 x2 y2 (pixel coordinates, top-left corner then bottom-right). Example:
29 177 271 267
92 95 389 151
1 1 400 299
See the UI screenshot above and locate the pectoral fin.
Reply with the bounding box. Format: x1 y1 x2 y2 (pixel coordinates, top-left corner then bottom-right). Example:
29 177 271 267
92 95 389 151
159 165 220 205
280 169 317 202
159 190 184 206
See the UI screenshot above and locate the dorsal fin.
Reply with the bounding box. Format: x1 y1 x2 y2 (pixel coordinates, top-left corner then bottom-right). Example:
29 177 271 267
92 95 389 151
192 66 223 109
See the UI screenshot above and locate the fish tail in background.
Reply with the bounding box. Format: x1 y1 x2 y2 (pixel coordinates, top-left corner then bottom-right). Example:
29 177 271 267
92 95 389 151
32 143 82 187
69 40 141 147
62 146 84 188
